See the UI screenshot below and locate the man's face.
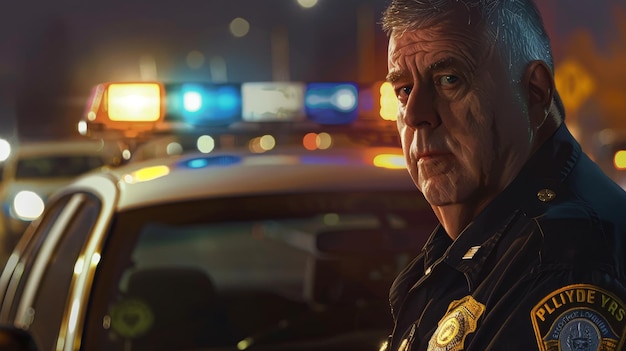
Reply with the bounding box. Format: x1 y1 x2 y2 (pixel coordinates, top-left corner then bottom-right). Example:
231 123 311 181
387 14 533 210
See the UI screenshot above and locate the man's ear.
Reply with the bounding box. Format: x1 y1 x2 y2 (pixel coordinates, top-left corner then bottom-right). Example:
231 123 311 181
522 60 554 128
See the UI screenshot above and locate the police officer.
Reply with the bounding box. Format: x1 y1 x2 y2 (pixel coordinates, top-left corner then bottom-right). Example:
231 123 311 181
380 0 626 350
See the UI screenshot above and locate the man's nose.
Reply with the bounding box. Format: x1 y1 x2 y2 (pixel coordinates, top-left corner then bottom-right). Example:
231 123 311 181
402 85 441 129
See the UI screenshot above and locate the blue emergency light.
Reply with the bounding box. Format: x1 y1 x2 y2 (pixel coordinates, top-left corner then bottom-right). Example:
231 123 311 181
304 83 358 125
166 83 242 126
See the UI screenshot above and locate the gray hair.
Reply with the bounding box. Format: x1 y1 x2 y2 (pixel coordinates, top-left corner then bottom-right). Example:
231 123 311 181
381 0 554 82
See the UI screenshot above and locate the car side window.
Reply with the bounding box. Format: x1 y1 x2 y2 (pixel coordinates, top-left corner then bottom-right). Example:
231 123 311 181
28 194 100 350
0 195 72 320
3 193 101 351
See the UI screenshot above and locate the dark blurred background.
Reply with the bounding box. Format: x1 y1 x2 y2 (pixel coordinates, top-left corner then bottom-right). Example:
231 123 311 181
0 0 624 151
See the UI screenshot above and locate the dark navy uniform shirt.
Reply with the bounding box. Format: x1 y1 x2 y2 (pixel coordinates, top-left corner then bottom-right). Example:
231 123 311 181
386 124 626 351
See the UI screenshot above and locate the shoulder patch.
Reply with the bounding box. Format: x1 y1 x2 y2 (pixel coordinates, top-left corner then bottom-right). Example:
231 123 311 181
531 284 626 351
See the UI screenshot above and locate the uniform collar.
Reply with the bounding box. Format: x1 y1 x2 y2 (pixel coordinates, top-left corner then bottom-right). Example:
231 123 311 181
421 124 581 285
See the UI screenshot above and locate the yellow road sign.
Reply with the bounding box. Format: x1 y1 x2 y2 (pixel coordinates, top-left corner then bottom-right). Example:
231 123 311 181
554 59 595 113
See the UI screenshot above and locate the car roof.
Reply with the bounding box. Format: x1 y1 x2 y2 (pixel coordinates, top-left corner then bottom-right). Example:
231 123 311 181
69 146 419 211
11 139 119 158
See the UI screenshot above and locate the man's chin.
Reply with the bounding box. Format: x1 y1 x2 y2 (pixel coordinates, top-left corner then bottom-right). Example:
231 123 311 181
421 186 459 207
420 175 477 206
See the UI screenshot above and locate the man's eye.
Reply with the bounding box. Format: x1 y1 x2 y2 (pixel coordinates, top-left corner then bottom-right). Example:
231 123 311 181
437 75 459 87
396 86 412 97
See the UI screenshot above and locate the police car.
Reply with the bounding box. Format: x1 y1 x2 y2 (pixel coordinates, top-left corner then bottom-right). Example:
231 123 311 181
0 81 437 351
0 139 121 248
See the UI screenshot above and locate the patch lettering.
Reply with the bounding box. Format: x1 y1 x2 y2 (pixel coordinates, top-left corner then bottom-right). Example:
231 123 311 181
428 295 485 351
531 284 626 351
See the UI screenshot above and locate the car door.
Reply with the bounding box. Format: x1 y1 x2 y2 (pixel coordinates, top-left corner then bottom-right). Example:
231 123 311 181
0 175 118 351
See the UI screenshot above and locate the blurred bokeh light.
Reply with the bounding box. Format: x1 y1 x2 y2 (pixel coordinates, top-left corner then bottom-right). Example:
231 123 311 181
229 17 250 38
0 138 11 162
297 0 319 9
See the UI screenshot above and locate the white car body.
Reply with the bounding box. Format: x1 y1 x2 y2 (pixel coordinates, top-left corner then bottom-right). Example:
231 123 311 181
0 145 438 351
0 139 121 243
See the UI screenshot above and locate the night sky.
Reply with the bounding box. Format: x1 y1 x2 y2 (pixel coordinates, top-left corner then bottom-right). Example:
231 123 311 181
0 0 623 140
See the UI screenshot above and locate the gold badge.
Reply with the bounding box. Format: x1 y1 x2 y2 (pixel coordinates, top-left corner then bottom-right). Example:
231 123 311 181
531 284 626 351
428 295 485 351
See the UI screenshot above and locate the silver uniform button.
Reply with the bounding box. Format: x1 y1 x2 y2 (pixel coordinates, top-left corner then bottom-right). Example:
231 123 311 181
537 188 556 202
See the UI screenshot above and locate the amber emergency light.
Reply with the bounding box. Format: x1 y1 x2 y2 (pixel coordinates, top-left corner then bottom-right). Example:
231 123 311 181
83 82 166 137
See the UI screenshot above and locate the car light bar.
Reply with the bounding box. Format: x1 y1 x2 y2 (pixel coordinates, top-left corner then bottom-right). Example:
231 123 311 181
80 81 399 137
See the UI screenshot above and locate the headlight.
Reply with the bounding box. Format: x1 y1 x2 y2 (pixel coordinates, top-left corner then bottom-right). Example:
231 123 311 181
13 191 45 220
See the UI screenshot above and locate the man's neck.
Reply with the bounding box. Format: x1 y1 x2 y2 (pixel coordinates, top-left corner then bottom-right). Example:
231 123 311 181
432 195 496 240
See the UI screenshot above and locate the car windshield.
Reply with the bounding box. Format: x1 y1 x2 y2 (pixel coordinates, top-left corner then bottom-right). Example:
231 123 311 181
15 155 105 179
85 190 436 351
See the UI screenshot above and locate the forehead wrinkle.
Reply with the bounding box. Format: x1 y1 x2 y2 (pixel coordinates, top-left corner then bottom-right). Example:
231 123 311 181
387 21 488 84
390 45 477 81
429 49 478 73
388 15 488 65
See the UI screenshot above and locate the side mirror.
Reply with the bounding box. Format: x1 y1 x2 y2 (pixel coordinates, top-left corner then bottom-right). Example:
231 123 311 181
0 325 39 351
